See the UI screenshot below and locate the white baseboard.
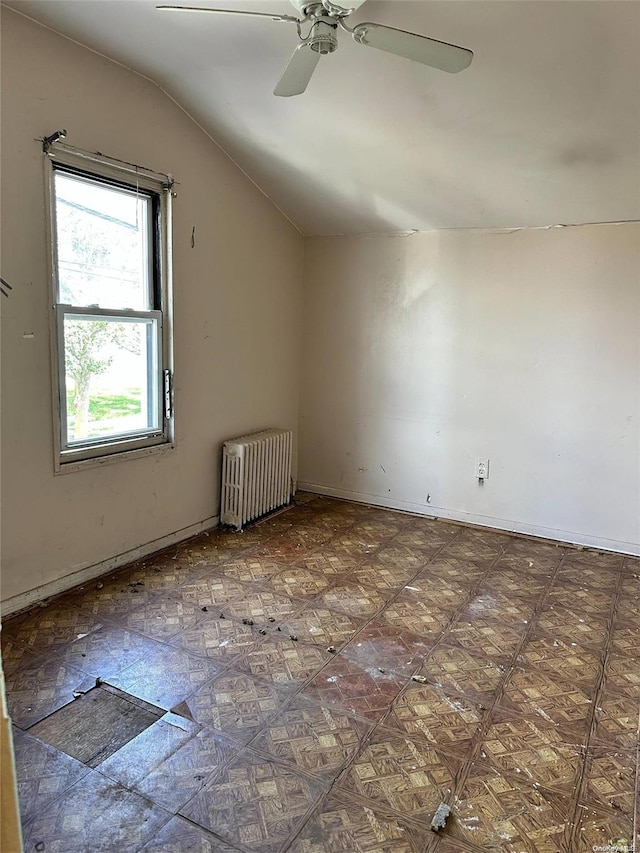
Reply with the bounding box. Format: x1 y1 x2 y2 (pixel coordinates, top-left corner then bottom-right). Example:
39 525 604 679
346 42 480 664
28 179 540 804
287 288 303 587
298 482 640 558
1 515 220 618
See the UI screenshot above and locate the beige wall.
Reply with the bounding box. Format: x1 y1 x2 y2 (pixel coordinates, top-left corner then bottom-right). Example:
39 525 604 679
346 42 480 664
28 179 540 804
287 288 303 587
1 10 303 606
299 225 640 554
2 10 638 613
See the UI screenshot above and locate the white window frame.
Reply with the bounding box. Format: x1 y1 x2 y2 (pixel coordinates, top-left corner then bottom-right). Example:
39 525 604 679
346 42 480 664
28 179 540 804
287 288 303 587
45 146 174 472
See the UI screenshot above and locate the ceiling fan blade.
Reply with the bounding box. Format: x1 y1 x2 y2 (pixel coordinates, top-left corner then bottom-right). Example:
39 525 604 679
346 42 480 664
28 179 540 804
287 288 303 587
352 22 473 73
274 43 321 97
156 6 298 23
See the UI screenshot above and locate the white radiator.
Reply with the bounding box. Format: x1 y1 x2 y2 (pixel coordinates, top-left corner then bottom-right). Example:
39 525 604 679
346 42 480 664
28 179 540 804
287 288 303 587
220 429 293 530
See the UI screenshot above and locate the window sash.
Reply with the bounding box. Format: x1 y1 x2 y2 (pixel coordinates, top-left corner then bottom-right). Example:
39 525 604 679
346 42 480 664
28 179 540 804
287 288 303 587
56 306 165 457
52 165 157 312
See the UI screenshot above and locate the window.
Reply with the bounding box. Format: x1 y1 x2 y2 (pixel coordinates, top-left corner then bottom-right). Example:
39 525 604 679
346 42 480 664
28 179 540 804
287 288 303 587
47 148 173 467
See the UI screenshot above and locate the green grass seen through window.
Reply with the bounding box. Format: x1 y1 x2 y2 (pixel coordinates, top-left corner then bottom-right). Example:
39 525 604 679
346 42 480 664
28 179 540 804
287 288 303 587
67 388 142 420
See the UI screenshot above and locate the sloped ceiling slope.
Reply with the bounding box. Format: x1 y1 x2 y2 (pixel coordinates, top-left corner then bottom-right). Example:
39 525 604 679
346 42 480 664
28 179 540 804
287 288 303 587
6 0 640 234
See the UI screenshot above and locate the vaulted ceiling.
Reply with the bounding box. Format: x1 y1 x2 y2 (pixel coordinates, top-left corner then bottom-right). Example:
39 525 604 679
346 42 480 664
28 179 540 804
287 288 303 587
7 0 640 234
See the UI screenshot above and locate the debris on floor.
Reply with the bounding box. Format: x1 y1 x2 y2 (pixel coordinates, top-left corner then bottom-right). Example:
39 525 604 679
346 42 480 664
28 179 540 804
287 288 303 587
430 802 451 832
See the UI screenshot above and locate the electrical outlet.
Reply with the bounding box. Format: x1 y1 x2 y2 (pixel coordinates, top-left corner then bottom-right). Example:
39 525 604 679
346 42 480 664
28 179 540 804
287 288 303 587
475 458 489 480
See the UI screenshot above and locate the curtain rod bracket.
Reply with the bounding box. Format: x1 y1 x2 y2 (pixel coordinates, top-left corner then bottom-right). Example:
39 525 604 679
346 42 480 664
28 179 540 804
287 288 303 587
42 129 67 153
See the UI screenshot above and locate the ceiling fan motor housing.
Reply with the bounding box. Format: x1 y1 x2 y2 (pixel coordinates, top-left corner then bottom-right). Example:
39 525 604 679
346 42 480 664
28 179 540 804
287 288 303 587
309 17 338 54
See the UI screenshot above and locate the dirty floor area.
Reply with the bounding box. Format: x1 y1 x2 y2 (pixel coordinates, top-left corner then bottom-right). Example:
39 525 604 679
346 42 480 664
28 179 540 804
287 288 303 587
2 493 639 852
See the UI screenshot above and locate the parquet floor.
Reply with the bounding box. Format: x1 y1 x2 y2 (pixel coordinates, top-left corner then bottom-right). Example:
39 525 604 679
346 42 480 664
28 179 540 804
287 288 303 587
2 493 638 852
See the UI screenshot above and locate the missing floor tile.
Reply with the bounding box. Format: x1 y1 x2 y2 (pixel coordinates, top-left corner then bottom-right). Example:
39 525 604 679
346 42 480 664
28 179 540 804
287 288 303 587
27 684 164 767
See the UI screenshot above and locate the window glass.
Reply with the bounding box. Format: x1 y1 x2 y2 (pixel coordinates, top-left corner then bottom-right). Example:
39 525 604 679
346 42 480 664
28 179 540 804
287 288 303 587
61 313 160 445
54 171 152 311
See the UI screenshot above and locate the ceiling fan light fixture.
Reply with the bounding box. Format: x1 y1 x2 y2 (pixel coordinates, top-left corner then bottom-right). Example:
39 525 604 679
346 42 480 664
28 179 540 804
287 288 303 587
321 0 361 17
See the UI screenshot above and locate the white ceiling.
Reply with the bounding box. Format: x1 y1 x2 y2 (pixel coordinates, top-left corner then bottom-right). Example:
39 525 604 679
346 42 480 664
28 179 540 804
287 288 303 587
8 0 640 234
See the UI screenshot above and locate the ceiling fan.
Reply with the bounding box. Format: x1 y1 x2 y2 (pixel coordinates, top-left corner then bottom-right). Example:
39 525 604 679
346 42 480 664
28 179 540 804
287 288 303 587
156 0 473 96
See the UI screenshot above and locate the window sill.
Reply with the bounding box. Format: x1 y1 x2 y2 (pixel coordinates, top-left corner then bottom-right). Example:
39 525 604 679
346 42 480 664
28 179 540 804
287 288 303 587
55 440 175 475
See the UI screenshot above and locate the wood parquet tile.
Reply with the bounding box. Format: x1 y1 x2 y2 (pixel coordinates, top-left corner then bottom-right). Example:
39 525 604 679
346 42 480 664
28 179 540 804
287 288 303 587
234 635 332 689
217 556 286 585
279 606 363 649
450 761 572 852
52 625 167 678
316 581 389 619
580 746 636 818
342 620 433 678
498 667 595 730
250 696 373 780
12 726 91 828
168 614 259 662
139 816 242 852
571 802 634 853
515 637 602 687
288 791 431 852
224 588 304 625
415 555 487 586
3 493 637 853
418 644 507 704
112 645 221 709
266 567 333 599
609 623 640 660
21 770 171 852
118 726 238 812
301 654 407 721
179 748 327 852
5 655 93 728
0 603 104 653
378 595 451 639
384 682 487 756
478 716 584 793
57 572 160 616
335 729 460 823
182 670 290 743
110 594 205 641
349 560 420 593
293 550 362 575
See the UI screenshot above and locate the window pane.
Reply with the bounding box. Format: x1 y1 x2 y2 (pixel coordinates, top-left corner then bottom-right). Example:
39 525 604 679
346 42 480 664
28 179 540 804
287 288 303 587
63 315 160 446
54 171 152 310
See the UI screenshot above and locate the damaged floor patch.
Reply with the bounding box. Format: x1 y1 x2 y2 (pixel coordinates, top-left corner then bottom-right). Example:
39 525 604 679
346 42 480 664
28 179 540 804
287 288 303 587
27 684 163 767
